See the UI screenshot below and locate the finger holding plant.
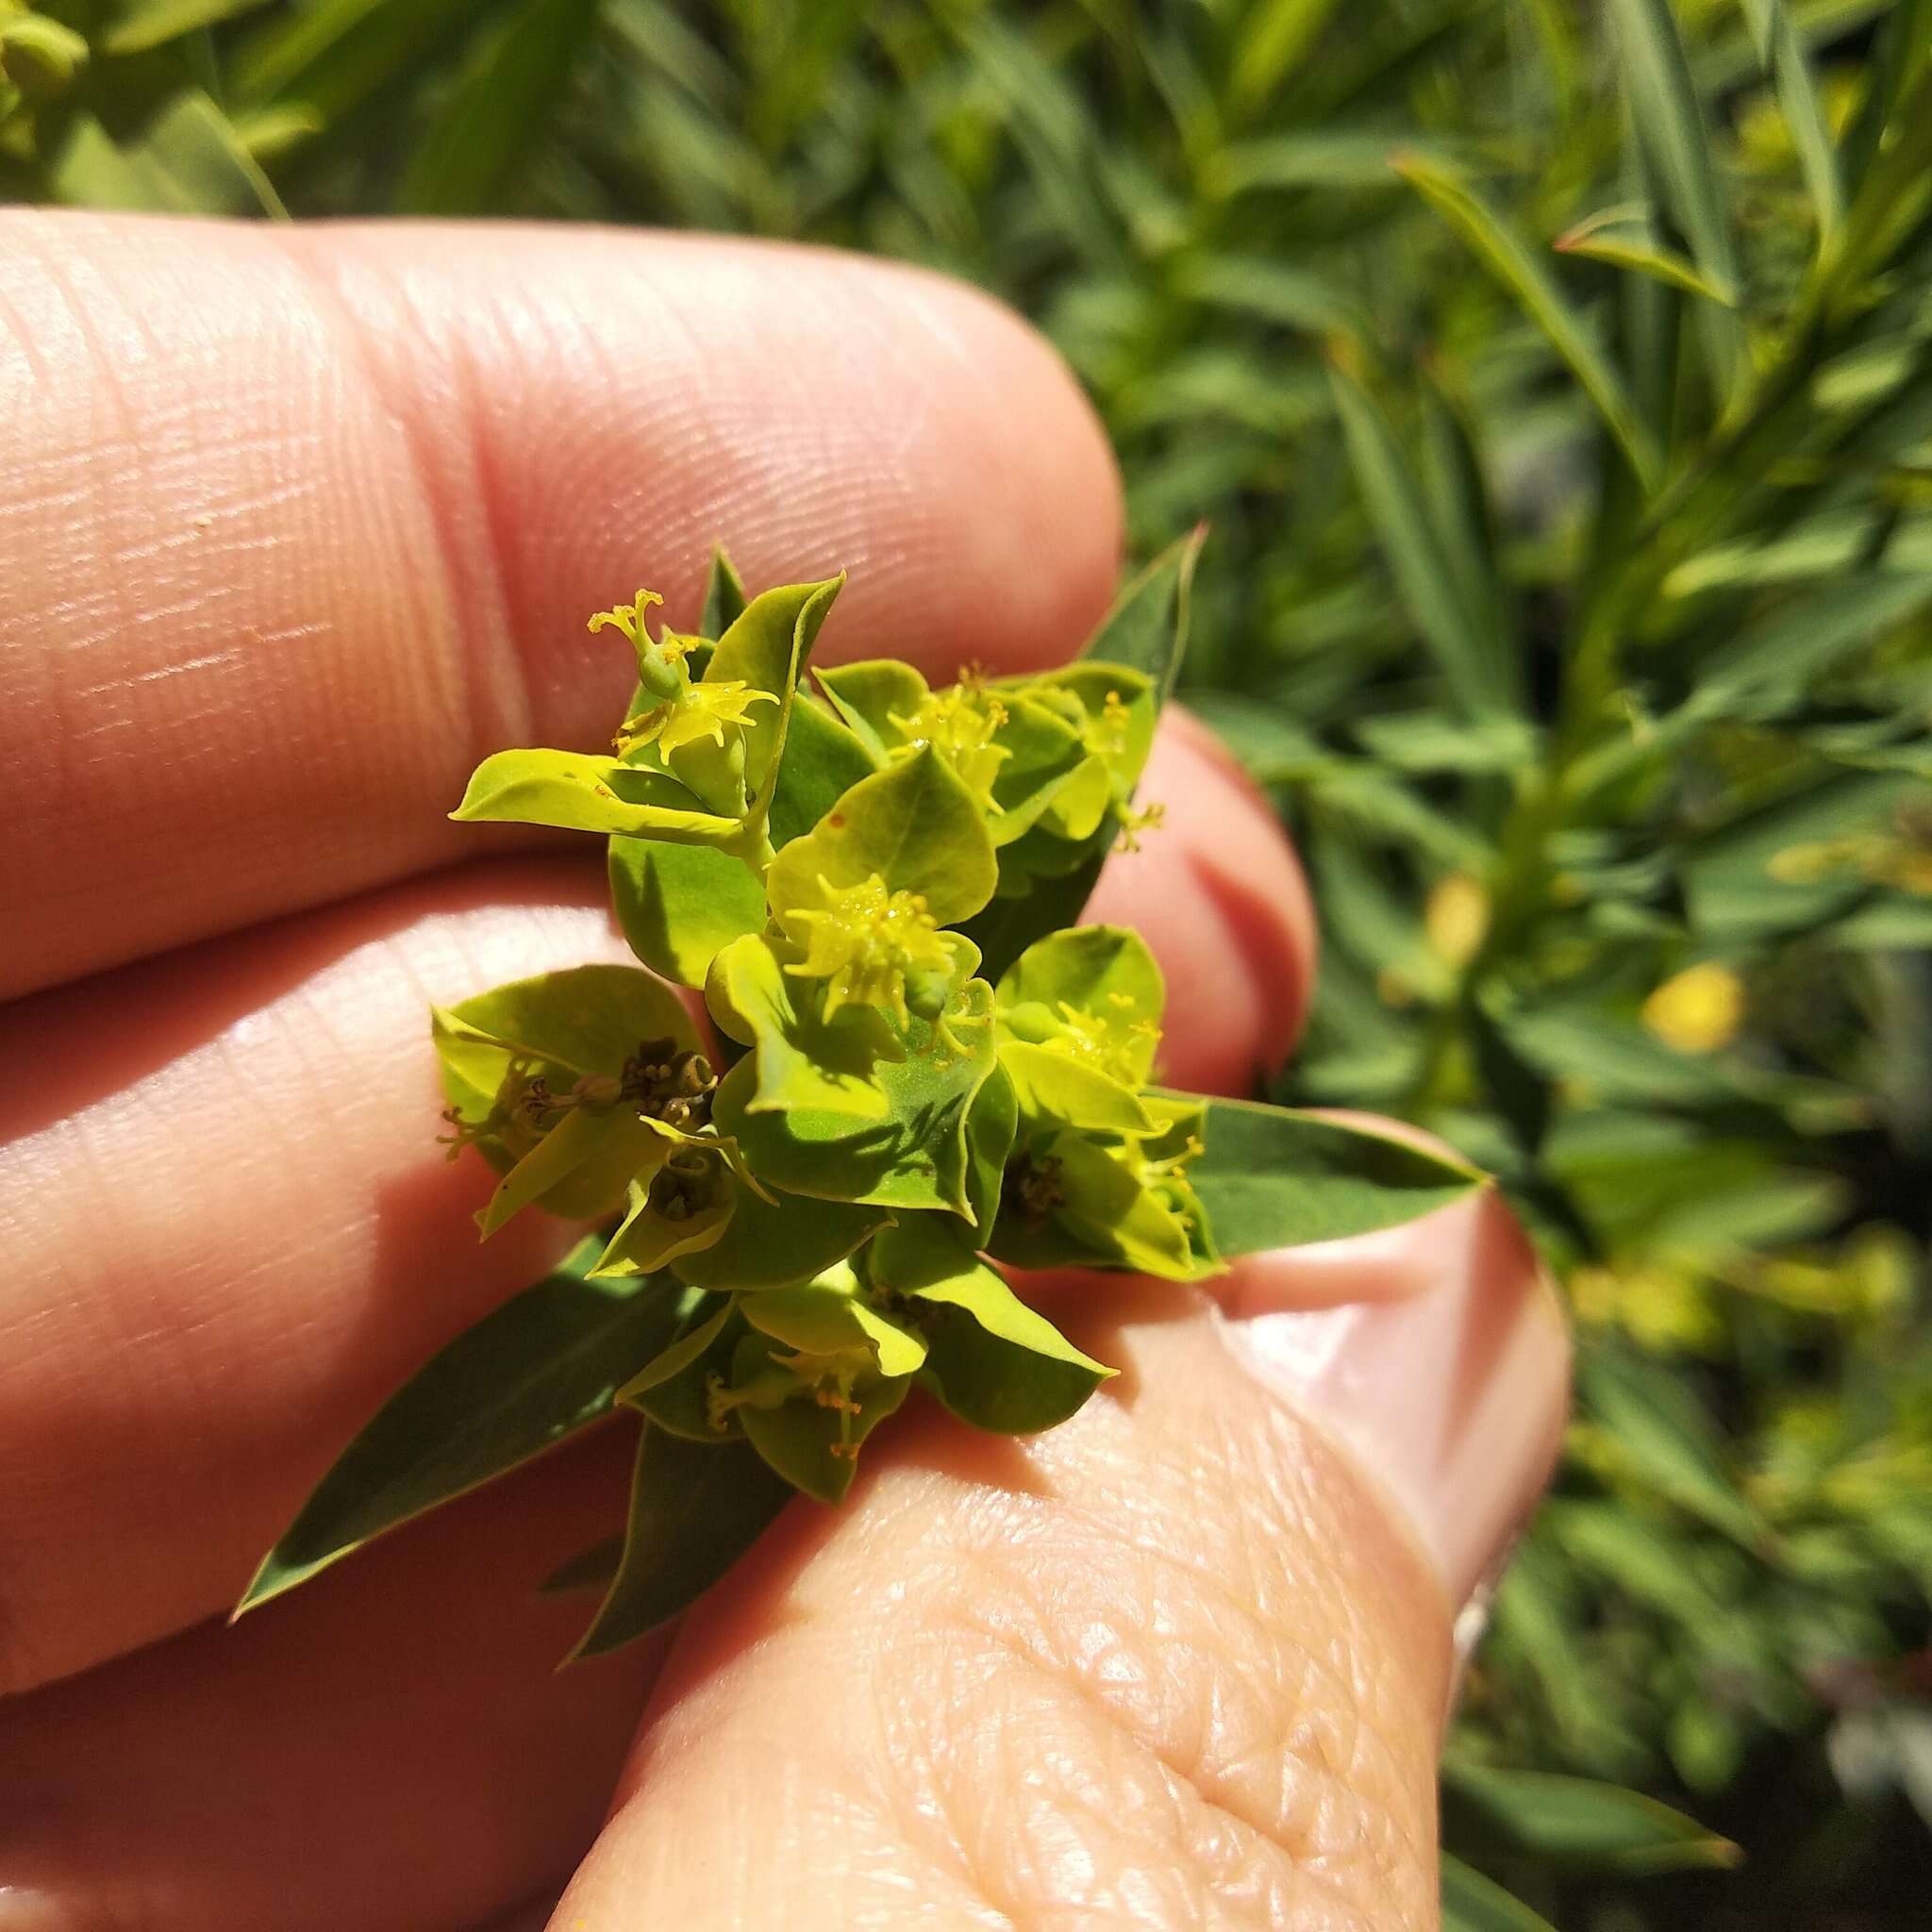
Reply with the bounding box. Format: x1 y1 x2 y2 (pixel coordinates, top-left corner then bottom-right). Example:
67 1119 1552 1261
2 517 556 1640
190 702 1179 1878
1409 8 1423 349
240 537 1496 1657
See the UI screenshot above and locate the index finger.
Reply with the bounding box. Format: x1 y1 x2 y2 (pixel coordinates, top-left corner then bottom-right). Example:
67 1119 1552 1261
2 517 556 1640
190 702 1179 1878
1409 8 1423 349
0 214 1122 998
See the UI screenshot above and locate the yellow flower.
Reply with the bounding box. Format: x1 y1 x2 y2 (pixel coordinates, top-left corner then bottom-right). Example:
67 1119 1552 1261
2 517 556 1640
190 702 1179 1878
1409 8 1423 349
889 674 1010 808
782 872 957 1027
1642 961 1745 1055
615 678 776 758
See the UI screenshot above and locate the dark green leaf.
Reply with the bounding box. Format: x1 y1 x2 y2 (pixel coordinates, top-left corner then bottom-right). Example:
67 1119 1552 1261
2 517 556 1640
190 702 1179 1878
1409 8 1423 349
1394 157 1662 489
1327 362 1518 720
101 0 278 56
1442 1761 1741 1874
1578 1348 1766 1544
569 1424 791 1659
237 1241 682 1614
1181 1096 1485 1252
395 0 603 215
1076 527 1204 706
1440 1855 1561 1932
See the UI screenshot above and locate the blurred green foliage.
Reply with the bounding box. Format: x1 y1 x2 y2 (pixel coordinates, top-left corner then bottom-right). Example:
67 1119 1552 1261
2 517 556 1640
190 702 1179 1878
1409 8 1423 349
8 0 1931 1924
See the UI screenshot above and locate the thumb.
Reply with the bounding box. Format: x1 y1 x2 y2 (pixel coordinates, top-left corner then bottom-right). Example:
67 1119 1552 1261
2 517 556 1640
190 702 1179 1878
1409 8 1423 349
545 1183 1566 1929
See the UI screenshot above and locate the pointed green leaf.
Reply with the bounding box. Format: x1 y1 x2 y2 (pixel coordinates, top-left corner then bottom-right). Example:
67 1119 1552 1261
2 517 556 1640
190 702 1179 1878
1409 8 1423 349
569 1424 791 1659
741 1278 928 1379
101 0 278 55
395 0 603 216
1607 0 1745 391
1556 210 1740 304
1075 527 1205 705
615 1296 735 1407
452 748 747 846
1442 1761 1740 1874
767 745 997 928
874 1218 1114 1434
536 1532 624 1598
1441 1856 1560 1932
1739 0 1843 241
705 575 844 805
1179 1097 1486 1251
1327 362 1517 720
1394 157 1662 490
696 545 749 638
629 1302 748 1442
236 1241 681 1615
52 93 286 218
591 1158 735 1277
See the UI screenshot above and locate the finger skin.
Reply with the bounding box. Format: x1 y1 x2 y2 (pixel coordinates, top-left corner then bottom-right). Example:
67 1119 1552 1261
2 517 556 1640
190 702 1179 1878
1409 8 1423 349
0 720 1310 1699
552 1289 1455 1932
0 1428 662 1932
0 213 1123 997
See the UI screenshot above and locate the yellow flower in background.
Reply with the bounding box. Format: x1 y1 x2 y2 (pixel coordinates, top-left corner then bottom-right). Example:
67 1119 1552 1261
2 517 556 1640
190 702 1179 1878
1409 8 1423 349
1425 872 1490 967
1642 961 1745 1055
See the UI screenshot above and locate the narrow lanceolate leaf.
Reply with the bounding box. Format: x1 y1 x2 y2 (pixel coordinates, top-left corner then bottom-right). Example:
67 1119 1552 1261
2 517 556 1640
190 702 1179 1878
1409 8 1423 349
100 0 278 56
1176 1096 1485 1251
1394 158 1661 491
1327 363 1517 720
52 94 287 219
230 0 477 119
569 1424 791 1661
1607 0 1745 391
1555 211 1738 306
236 1242 684 1615
1738 0 1844 242
395 0 604 215
1227 0 1345 118
1442 1761 1741 1874
1577 1348 1766 1545
1440 1856 1561 1932
1683 574 1932 722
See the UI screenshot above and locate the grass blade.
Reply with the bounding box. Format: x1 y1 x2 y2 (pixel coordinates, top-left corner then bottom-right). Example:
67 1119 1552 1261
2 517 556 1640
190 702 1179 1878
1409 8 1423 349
1738 0 1844 241
100 0 277 56
1556 208 1738 305
395 0 603 214
1607 0 1746 394
1227 0 1345 119
1327 357 1522 719
1395 156 1662 491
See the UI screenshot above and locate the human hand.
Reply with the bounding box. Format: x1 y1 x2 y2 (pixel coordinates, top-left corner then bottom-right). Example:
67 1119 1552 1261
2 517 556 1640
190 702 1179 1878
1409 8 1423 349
0 214 1567 1930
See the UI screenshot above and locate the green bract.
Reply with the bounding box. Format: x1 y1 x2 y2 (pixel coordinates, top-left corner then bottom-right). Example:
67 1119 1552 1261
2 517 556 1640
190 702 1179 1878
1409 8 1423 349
241 542 1488 1660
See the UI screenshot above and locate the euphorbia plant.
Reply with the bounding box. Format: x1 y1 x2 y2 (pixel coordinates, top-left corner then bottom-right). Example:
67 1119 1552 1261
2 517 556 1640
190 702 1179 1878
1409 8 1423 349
237 539 1485 1659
